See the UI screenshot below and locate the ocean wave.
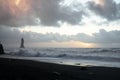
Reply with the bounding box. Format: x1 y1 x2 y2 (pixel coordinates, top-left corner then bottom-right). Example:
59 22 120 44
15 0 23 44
5 48 120 62
89 48 120 53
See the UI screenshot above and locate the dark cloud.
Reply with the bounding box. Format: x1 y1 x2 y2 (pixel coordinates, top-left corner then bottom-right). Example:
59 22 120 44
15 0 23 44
88 0 120 21
0 27 70 47
0 0 84 27
93 29 120 43
71 33 94 43
0 27 120 48
72 29 120 44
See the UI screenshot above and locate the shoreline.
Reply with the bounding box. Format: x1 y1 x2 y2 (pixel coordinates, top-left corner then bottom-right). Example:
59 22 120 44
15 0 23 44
1 54 120 68
0 57 120 80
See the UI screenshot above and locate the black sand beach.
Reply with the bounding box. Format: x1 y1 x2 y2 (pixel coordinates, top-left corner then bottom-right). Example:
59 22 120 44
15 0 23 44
0 57 120 80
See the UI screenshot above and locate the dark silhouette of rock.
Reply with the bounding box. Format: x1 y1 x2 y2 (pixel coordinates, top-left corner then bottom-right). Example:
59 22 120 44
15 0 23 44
80 67 88 70
20 38 25 48
0 42 4 54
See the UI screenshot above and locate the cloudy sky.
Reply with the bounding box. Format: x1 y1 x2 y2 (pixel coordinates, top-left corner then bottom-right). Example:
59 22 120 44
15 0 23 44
0 0 120 48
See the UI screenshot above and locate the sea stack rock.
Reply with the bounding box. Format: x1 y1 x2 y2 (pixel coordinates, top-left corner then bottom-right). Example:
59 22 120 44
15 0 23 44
0 42 4 54
20 38 25 48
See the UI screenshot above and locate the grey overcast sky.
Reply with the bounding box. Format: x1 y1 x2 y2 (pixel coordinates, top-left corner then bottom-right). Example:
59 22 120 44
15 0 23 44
0 0 120 48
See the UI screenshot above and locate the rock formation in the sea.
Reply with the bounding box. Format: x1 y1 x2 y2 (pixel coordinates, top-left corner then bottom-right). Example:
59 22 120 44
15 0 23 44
0 42 4 54
20 38 25 48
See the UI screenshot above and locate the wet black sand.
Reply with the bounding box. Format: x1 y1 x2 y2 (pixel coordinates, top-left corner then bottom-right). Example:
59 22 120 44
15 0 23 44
0 57 120 80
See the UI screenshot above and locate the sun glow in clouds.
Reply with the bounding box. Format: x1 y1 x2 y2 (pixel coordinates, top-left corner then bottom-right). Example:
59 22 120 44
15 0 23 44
1 0 32 17
15 0 20 5
93 0 105 6
29 41 97 48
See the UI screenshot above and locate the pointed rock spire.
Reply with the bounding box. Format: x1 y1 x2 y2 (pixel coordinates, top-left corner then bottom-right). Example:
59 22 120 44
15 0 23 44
20 38 25 48
0 41 4 54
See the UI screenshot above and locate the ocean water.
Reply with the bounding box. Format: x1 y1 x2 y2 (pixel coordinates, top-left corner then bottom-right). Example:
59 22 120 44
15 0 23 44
2 48 120 68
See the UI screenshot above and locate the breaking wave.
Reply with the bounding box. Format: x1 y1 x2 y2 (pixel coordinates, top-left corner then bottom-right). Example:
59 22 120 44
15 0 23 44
5 48 120 62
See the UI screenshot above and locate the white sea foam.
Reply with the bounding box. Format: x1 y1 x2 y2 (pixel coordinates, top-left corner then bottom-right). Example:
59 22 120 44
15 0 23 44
2 48 120 68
